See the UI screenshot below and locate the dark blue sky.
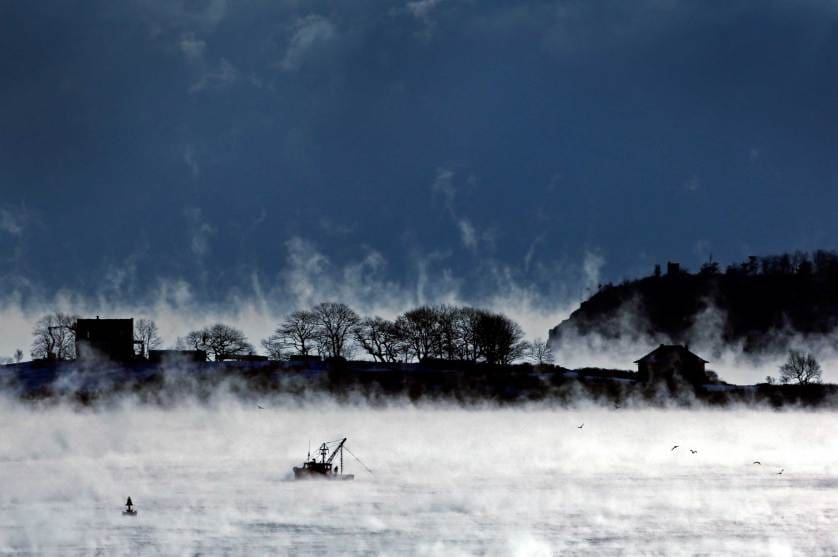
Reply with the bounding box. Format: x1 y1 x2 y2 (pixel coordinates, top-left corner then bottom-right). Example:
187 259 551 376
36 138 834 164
2 0 837 309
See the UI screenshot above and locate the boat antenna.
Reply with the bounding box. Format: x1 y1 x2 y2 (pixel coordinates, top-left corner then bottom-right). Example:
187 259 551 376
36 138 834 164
343 444 375 477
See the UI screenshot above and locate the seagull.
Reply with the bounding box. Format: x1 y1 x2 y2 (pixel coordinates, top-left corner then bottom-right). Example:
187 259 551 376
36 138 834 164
690 449 698 454
577 423 584 429
777 468 784 475
671 445 679 452
257 405 264 410
753 461 761 465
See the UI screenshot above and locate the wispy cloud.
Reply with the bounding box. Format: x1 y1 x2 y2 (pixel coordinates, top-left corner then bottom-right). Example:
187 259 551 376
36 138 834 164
183 207 215 257
132 0 229 37
582 250 605 292
431 167 456 205
431 167 488 252
458 219 477 250
189 58 237 93
0 203 37 246
279 15 337 72
0 208 24 237
404 0 449 38
407 0 446 20
523 234 545 273
183 144 199 177
683 175 701 192
179 33 207 62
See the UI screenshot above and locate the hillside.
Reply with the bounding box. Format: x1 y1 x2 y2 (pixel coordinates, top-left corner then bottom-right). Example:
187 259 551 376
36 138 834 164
548 252 838 353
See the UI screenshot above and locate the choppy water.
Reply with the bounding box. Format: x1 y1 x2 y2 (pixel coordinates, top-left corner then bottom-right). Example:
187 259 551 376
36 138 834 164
1 399 836 555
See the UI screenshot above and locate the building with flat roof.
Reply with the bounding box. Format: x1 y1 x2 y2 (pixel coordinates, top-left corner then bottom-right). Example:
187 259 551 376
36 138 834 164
75 317 136 362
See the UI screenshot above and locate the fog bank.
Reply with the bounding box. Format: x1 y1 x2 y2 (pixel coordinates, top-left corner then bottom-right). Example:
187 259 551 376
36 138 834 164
1 398 836 555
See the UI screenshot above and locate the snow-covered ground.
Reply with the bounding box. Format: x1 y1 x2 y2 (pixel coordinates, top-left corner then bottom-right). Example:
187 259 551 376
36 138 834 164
0 398 836 555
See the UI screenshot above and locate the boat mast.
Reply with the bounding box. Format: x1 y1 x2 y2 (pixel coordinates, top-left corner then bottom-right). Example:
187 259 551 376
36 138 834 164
324 438 347 469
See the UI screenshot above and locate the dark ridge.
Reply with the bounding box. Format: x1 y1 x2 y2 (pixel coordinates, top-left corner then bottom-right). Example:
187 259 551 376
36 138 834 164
549 251 838 354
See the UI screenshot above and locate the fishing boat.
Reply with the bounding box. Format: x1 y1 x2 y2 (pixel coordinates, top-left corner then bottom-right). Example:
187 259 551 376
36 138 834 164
122 497 137 516
293 438 355 480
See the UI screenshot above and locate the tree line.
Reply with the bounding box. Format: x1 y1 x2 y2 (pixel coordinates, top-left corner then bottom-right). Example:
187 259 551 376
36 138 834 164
24 304 555 366
16 304 825 386
674 250 838 280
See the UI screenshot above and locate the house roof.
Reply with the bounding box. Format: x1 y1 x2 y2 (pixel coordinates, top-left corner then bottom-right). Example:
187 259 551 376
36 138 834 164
634 344 709 364
76 318 133 331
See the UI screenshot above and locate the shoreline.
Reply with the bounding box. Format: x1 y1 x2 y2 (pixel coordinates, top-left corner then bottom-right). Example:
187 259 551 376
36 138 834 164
2 358 836 408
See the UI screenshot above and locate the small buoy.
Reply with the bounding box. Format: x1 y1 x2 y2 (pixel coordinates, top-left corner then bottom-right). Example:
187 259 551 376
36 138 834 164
123 496 138 516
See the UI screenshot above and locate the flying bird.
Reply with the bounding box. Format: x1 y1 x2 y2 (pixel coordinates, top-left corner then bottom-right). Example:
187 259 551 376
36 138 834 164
753 461 761 465
690 449 698 454
257 405 264 410
577 423 584 429
778 469 784 475
671 445 679 451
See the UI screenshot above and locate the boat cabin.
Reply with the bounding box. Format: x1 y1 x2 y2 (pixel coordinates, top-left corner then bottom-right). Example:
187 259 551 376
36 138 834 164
299 458 336 475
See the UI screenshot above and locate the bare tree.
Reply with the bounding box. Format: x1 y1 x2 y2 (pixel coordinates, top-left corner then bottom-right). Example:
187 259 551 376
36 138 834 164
473 311 527 365
435 305 463 360
311 302 360 359
31 313 78 360
779 350 822 384
13 349 23 363
179 323 254 361
134 318 162 358
177 330 204 352
276 310 318 356
454 307 484 362
528 338 555 365
390 305 530 364
396 306 443 361
260 334 284 360
353 317 405 362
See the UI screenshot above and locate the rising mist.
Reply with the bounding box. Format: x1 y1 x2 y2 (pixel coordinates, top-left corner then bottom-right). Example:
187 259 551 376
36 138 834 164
1 396 835 555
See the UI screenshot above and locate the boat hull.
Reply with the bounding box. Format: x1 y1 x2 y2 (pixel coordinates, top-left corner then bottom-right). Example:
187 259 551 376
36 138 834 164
293 466 354 480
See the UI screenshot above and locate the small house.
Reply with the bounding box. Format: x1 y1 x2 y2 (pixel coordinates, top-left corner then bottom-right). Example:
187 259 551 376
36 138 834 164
634 344 709 385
